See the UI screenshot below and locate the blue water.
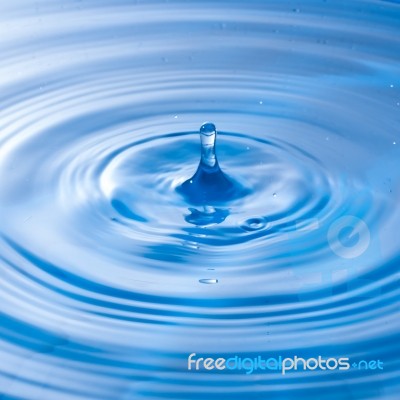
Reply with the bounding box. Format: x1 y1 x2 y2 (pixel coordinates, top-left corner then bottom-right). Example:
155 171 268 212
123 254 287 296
0 1 399 399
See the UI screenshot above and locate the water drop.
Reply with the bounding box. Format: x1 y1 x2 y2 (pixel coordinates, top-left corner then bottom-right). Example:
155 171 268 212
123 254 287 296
177 122 249 205
199 122 218 168
273 192 277 197
199 278 218 284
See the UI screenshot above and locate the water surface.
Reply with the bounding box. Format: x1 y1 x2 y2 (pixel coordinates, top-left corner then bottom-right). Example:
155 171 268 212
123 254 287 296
0 1 399 399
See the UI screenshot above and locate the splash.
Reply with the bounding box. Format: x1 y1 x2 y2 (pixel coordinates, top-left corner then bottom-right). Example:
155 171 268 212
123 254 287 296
177 122 249 204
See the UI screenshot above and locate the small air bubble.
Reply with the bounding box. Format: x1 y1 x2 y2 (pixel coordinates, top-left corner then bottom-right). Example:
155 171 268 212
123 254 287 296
259 100 263 105
199 278 218 284
273 193 277 197
246 146 250 150
241 217 268 232
174 115 178 119
390 84 394 88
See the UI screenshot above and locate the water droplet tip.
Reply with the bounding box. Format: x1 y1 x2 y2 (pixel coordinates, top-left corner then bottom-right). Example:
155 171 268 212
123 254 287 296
200 122 216 136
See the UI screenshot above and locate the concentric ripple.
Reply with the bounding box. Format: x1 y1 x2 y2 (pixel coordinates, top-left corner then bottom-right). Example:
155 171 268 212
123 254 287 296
0 1 399 399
